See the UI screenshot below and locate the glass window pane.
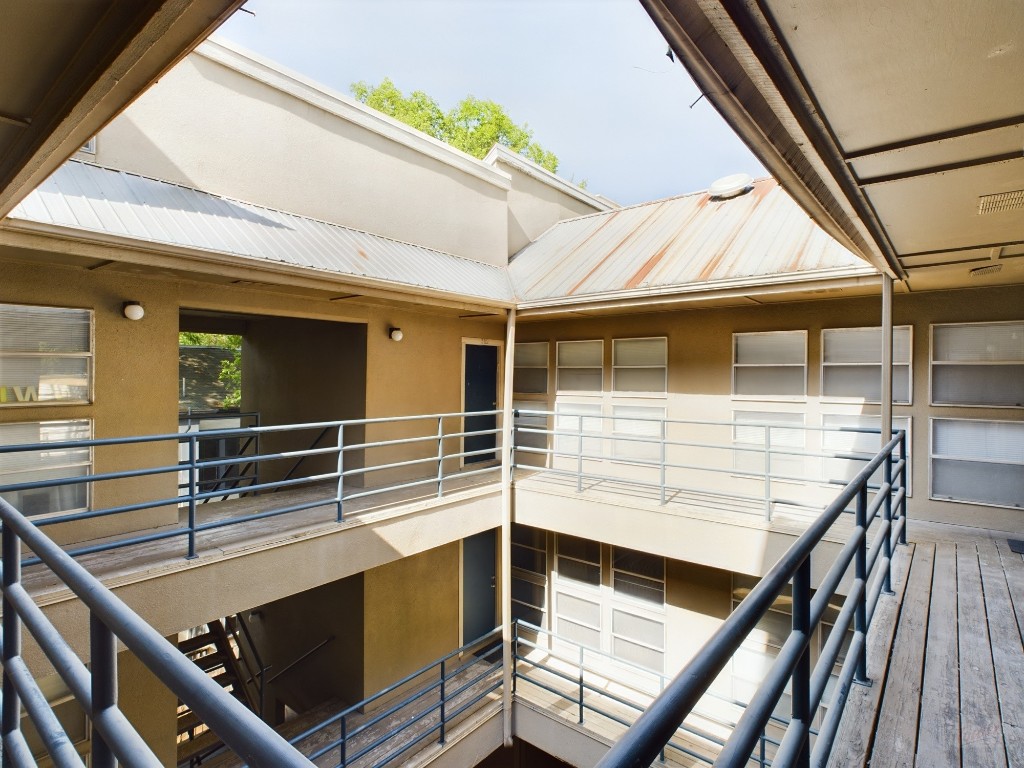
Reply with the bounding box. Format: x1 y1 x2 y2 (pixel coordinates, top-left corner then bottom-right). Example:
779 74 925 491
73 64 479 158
734 366 805 397
556 592 601 626
932 364 1024 407
0 305 91 354
558 340 602 367
612 636 663 672
614 367 666 393
0 357 90 404
934 323 1024 362
612 609 665 649
514 342 548 367
513 368 547 394
557 557 600 586
613 338 666 367
735 333 805 365
557 368 602 392
557 534 600 564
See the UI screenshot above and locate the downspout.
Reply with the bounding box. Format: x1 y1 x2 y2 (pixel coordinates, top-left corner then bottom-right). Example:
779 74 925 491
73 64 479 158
500 307 516 746
881 275 893 448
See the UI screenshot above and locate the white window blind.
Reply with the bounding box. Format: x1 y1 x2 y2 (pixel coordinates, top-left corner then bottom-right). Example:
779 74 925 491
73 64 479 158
822 414 911 490
555 534 602 649
0 304 93 406
733 331 806 398
513 342 548 394
733 411 806 477
931 322 1024 407
821 326 912 403
0 420 91 516
557 340 603 393
612 405 664 461
612 337 667 394
554 402 603 456
511 524 547 630
931 419 1023 508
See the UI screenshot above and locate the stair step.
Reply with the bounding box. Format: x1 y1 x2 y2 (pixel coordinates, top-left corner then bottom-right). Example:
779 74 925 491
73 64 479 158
177 726 223 764
193 650 230 673
179 631 217 656
177 709 204 736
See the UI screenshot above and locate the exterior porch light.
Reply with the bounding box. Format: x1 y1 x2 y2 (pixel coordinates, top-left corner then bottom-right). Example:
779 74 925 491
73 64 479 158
388 327 404 342
122 301 145 321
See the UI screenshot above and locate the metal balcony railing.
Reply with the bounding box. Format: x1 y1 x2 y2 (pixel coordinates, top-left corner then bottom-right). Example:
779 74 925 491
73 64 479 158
0 497 312 768
512 409 903 520
0 410 502 562
595 430 908 768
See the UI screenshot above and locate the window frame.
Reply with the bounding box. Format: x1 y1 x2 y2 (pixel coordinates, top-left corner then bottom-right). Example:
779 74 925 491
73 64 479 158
929 320 1024 409
611 336 668 397
731 330 808 401
820 325 913 405
0 419 93 518
928 416 1024 509
0 303 94 407
556 340 604 395
512 341 549 396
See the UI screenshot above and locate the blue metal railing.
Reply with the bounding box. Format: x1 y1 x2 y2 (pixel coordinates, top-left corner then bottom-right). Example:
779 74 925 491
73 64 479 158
512 619 794 767
0 496 312 767
287 628 503 768
0 411 502 563
594 430 907 768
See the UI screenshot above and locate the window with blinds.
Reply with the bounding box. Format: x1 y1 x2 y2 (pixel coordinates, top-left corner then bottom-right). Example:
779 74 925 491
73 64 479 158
0 420 91 516
931 322 1024 407
0 304 93 406
513 342 548 394
554 534 602 649
554 402 603 457
930 418 1023 508
821 326 912 403
733 331 806 398
612 405 664 461
612 337 667 394
556 340 603 393
822 414 912 491
732 410 806 477
511 524 548 631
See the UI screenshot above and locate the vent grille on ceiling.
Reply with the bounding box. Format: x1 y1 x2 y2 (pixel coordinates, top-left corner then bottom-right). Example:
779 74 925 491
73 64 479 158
977 189 1024 215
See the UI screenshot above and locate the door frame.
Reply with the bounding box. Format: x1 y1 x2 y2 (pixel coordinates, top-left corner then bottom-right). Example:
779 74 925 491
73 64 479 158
460 337 504 468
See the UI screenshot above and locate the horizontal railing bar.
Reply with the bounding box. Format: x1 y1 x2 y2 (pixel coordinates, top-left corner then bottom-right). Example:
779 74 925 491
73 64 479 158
4 654 88 767
192 445 338 470
0 461 182 494
194 471 338 501
25 526 190 567
34 496 182 528
3 730 40 767
194 497 337 533
810 630 866 767
340 455 438 477
0 498 313 768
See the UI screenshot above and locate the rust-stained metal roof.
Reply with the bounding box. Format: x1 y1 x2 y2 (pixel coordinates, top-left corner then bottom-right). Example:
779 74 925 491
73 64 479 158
5 160 514 303
508 178 874 305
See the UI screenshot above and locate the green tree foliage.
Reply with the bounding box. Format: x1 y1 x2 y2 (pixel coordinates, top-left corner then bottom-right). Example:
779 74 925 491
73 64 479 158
351 78 559 173
178 333 242 408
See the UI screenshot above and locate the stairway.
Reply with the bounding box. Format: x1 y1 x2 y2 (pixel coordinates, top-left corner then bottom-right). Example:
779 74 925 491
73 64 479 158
176 617 261 766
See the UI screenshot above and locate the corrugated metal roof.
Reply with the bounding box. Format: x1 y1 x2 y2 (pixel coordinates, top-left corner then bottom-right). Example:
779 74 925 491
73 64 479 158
6 161 514 303
508 178 873 303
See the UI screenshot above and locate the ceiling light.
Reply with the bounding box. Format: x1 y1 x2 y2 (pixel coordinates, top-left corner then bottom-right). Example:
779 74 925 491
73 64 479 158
122 301 145 320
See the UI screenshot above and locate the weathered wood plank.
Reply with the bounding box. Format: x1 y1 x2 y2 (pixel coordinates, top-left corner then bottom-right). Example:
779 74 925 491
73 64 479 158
993 536 1024 643
977 539 1024 767
827 542 916 768
914 541 959 768
870 542 934 768
958 543 1008 768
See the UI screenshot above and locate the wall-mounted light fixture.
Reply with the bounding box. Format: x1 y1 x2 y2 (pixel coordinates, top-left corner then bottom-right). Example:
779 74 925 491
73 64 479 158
388 327 404 342
122 301 145 321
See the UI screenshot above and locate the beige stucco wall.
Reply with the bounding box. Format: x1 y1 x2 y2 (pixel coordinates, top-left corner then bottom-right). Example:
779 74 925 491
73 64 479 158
514 284 1024 532
119 646 178 765
500 160 605 256
91 51 510 265
363 541 461 695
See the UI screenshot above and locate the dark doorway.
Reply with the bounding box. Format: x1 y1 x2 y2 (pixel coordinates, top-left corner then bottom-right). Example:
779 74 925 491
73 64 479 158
463 529 497 644
463 343 499 464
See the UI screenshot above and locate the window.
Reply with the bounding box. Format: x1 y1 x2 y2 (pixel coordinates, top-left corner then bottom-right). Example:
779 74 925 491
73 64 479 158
931 322 1024 407
733 410 806 478
822 414 912 491
0 304 92 406
612 405 664 461
556 340 603 393
612 547 665 605
612 337 667 394
554 402 603 457
554 534 602 648
513 342 548 394
0 420 91 516
821 326 912 403
511 525 547 630
930 418 1023 508
80 137 96 154
733 331 806 398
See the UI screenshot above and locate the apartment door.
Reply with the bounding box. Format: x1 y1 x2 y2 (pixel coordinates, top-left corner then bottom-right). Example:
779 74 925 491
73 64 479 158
463 529 497 643
463 342 499 464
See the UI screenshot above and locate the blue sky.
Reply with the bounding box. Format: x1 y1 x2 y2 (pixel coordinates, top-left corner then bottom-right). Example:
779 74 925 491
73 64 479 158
216 0 764 205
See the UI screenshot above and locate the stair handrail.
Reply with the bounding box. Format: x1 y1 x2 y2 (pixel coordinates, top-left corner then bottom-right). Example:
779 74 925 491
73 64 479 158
0 497 312 767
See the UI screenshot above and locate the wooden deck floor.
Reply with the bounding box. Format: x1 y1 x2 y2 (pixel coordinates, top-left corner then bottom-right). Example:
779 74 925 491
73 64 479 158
829 521 1024 768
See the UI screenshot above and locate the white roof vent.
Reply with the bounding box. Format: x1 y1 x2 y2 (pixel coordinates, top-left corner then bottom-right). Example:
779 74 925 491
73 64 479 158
709 173 754 199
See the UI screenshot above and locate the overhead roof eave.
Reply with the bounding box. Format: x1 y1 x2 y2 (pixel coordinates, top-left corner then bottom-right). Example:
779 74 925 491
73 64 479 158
640 0 904 279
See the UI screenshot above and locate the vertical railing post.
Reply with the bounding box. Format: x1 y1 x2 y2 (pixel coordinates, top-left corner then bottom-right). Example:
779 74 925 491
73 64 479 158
2 524 22 768
336 424 345 522
437 417 445 499
185 434 198 559
578 644 585 724
576 415 584 493
439 658 447 744
511 621 518 695
659 675 667 764
882 442 894 596
898 432 908 546
90 614 117 768
659 418 667 505
339 714 347 767
763 425 773 521
792 556 811 768
854 485 870 685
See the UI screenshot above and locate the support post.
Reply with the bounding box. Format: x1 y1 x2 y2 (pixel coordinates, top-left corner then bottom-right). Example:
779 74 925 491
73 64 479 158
500 308 517 747
2 524 22 768
336 424 345 522
881 274 894 452
898 431 908 546
187 434 198 559
792 556 811 768
578 644 585 724
882 449 894 596
90 614 117 768
339 715 347 767
763 426 772 521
